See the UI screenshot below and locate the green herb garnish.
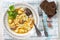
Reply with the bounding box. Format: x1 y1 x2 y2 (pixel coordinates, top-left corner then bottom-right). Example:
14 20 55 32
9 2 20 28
7 5 17 19
9 5 15 11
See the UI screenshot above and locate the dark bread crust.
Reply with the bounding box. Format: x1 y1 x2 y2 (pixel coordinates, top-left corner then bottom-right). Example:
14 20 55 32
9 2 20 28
40 0 56 18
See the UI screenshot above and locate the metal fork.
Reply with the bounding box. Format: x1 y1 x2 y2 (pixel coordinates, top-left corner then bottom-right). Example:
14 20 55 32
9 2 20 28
38 7 48 37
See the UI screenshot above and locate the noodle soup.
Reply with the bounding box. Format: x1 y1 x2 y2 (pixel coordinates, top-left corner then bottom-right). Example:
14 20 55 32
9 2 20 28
7 5 34 34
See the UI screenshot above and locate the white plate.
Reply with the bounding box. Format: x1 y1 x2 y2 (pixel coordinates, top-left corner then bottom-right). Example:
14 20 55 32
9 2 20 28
3 3 40 39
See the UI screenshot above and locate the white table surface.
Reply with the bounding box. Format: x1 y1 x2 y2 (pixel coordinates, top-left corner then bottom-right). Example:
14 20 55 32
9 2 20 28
0 0 60 40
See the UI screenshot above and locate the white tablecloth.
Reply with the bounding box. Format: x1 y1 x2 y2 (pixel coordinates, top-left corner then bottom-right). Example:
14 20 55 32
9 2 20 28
0 0 59 40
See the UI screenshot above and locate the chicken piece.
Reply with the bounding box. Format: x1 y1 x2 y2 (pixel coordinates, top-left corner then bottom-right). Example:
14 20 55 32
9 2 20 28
17 8 24 15
18 10 23 15
9 23 17 30
18 29 25 33
20 8 25 12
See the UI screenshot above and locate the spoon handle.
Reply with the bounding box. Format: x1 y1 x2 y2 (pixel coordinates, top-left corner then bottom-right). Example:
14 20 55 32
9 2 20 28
34 24 41 37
